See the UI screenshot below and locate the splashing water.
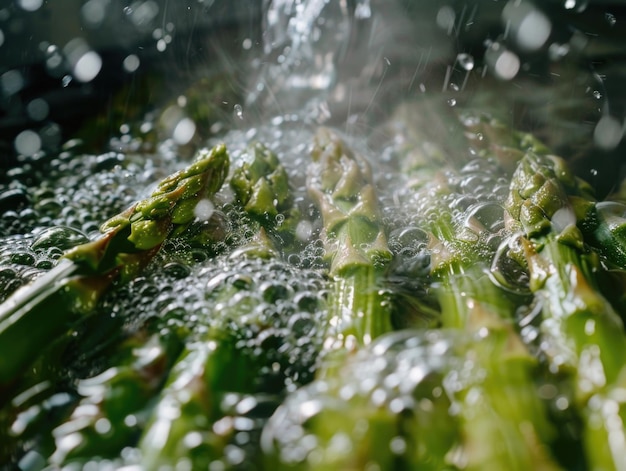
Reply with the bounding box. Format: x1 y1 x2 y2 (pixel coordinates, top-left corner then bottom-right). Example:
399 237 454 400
248 0 451 125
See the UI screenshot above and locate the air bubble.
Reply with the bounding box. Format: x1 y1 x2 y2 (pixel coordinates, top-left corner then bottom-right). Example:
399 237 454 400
31 226 89 251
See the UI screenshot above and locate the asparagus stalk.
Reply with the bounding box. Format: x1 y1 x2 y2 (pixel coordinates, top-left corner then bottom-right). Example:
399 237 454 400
307 128 394 353
505 150 626 470
260 128 442 470
437 273 562 470
261 330 461 471
47 320 186 465
390 111 562 468
420 196 561 468
0 144 229 390
135 143 327 469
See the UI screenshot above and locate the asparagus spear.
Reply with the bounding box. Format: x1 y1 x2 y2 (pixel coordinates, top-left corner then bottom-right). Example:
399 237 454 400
307 128 394 353
260 129 455 470
383 105 562 468
413 176 561 468
261 329 462 471
230 141 299 246
47 321 186 464
135 143 327 469
0 144 229 390
505 150 626 469
262 117 560 470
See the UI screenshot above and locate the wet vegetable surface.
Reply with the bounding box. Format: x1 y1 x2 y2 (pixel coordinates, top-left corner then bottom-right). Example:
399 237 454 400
1 1 626 470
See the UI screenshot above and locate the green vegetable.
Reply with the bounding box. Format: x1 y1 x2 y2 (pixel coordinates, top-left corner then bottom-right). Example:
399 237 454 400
505 150 626 470
3 95 626 471
49 326 185 465
401 121 560 469
0 144 229 390
307 128 394 354
134 143 328 469
262 330 462 471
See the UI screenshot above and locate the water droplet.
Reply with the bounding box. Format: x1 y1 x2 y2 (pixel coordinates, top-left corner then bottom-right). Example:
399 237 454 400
26 98 49 121
594 115 623 150
234 104 244 120
355 0 372 19
389 436 407 455
14 130 41 157
64 38 102 83
123 54 140 73
130 0 159 26
503 1 552 52
447 98 457 107
487 47 520 81
456 53 474 71
436 6 456 33
548 42 570 60
17 0 43 11
605 12 616 26
564 0 588 11
555 396 569 410
1 69 24 96
94 417 111 434
81 0 108 26
172 117 196 145
194 199 214 222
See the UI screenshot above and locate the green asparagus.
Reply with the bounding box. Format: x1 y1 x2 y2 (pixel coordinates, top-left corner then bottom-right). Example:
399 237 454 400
261 330 462 470
400 123 561 469
134 143 328 469
0 144 229 390
3 97 626 471
505 150 626 470
307 128 395 354
48 321 186 465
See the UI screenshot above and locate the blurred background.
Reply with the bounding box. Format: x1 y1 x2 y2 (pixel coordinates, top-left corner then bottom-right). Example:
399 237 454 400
0 0 625 194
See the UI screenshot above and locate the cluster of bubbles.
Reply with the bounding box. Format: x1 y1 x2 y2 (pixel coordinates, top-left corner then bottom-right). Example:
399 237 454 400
62 242 330 468
0 149 165 238
262 330 463 468
0 134 191 308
